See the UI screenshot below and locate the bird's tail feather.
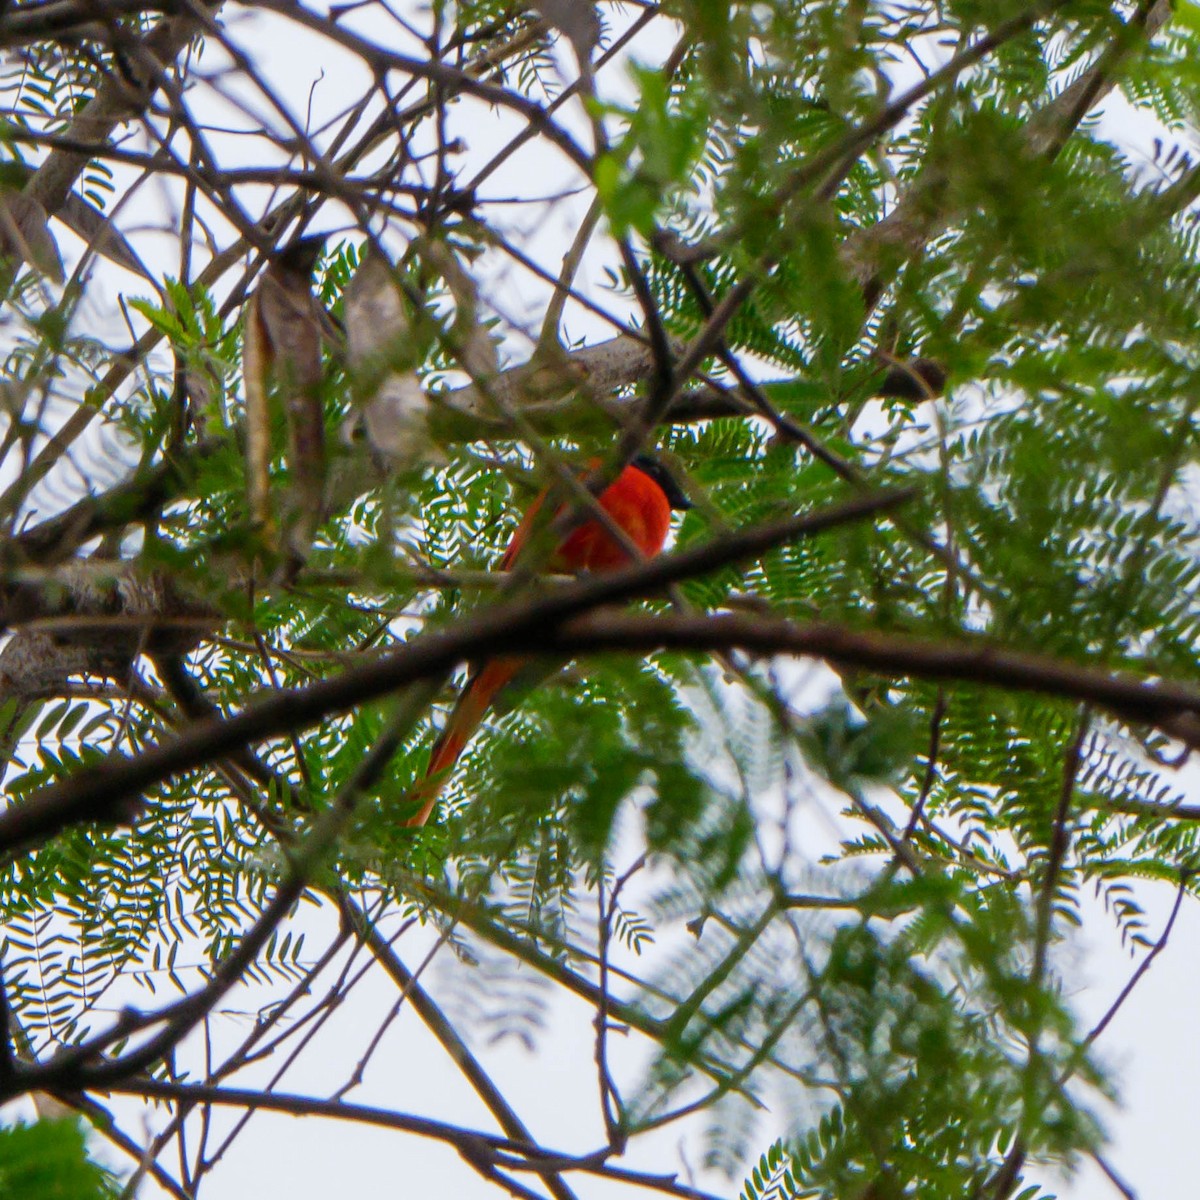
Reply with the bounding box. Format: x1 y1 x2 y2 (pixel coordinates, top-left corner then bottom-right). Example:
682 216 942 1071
403 657 524 826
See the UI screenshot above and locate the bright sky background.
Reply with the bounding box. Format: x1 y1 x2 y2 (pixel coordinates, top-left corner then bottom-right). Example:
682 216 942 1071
5 4 1200 1198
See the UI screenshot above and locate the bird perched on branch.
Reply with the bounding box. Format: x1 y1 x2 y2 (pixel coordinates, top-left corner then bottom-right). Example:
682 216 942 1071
404 454 692 827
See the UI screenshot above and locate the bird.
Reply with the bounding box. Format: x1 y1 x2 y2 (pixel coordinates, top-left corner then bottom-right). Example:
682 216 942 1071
404 454 692 827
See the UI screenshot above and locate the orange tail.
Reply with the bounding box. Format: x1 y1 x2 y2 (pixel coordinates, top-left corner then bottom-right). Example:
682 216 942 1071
404 657 525 826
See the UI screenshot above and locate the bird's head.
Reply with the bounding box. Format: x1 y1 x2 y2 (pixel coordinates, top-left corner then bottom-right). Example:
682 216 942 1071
632 454 692 511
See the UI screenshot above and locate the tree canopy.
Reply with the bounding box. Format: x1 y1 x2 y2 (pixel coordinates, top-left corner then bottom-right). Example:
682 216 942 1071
0 1 1198 1197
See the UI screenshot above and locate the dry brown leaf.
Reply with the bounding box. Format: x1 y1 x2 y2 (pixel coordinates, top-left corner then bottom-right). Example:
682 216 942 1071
58 192 152 281
241 236 326 562
343 246 436 468
242 285 273 532
0 189 64 282
422 240 500 388
534 0 600 65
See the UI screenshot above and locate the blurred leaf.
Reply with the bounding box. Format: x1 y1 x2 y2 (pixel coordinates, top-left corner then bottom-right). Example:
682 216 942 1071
0 189 62 282
344 244 437 468
799 698 918 793
0 1118 118 1200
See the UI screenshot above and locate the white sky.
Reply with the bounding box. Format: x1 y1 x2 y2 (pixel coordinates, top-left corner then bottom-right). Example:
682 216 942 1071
5 3 1200 1198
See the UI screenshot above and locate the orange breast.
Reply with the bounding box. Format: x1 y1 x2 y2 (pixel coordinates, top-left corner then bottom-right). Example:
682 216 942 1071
552 465 672 572
501 463 673 574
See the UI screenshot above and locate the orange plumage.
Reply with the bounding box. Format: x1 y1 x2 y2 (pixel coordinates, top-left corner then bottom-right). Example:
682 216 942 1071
404 458 688 827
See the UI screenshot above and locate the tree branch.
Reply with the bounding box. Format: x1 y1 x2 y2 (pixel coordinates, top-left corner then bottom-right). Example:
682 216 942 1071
96 1078 727 1200
546 612 1200 749
337 894 581 1200
0 489 912 856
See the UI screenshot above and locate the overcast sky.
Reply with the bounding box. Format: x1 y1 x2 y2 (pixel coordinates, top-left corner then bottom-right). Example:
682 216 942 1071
5 4 1200 1198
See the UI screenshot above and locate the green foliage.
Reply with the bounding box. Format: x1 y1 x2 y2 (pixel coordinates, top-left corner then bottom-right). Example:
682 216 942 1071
3 0 1200 1196
798 699 919 793
740 1139 799 1200
596 64 710 237
0 1118 118 1200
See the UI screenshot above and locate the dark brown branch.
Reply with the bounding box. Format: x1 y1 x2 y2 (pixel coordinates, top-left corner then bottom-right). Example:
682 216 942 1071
1028 0 1167 162
1080 875 1189 1053
1030 714 1089 990
545 612 1200 749
241 0 595 179
0 957 12 1088
96 1078 727 1200
844 0 1174 297
11 495 1200 862
1 125 447 206
13 689 432 1096
23 3 224 218
8 440 222 567
337 895 581 1200
0 0 176 46
0 11 556 515
395 876 776 1100
0 489 912 856
1089 1150 1137 1200
49 1090 192 1200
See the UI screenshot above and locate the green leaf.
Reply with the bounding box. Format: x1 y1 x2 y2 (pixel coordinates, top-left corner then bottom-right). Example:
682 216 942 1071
0 1119 118 1200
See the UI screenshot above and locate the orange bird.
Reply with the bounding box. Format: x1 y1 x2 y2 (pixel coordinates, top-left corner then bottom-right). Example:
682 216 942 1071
405 455 691 826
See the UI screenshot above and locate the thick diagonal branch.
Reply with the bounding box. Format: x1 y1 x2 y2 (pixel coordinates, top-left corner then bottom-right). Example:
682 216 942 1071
0 489 913 855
